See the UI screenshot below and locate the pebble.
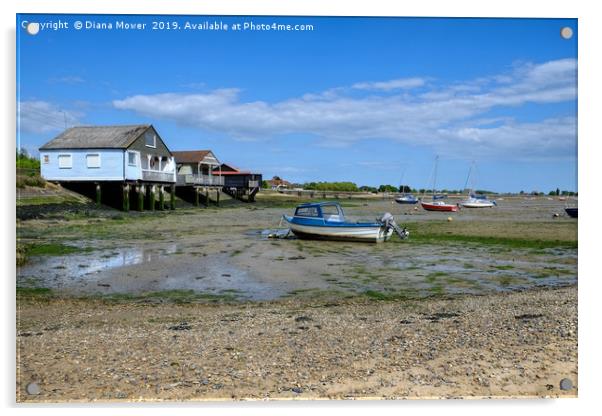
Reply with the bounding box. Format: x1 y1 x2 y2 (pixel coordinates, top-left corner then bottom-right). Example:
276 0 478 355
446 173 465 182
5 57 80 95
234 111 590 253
26 382 41 395
560 378 573 390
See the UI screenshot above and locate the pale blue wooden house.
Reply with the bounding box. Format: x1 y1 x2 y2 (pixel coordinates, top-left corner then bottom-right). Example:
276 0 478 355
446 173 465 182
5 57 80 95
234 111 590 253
39 125 177 210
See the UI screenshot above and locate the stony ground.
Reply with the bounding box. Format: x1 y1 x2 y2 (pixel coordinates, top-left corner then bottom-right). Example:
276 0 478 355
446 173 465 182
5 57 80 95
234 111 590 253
16 285 577 402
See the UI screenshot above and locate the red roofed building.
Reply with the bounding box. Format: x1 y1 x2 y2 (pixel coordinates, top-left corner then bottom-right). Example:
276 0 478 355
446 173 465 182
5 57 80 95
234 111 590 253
212 163 262 202
266 176 291 190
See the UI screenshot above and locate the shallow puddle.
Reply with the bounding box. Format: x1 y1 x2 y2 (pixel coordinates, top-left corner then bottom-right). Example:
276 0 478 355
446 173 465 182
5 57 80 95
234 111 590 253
18 232 577 301
17 243 288 301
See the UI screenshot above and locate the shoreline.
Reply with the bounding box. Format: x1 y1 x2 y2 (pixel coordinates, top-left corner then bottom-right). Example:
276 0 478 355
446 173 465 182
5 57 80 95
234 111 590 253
17 284 578 402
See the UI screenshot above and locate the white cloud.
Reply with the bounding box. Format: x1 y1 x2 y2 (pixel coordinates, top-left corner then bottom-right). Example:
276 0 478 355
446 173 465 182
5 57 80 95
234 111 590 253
18 101 83 134
351 77 427 91
112 58 577 160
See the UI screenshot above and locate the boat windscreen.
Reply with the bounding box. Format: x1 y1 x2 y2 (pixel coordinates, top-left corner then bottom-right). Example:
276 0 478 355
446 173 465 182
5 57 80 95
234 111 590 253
321 204 345 221
295 206 320 217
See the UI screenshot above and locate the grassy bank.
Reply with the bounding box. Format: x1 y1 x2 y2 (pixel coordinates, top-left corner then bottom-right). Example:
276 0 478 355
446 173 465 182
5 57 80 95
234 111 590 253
400 220 577 248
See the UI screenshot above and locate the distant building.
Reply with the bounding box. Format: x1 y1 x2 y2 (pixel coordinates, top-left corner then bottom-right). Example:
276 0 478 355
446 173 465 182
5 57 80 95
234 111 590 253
266 176 291 190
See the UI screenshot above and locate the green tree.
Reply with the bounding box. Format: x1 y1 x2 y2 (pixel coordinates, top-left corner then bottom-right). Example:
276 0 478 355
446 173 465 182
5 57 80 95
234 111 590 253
378 184 397 193
16 148 40 170
399 185 411 193
303 181 359 192
359 185 377 193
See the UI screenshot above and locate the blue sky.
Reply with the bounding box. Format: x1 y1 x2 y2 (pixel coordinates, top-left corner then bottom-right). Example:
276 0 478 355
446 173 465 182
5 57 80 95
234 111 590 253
17 15 577 192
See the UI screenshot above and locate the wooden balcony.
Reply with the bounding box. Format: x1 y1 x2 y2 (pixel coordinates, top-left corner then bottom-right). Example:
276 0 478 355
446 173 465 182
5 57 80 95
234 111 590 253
176 174 225 186
141 169 176 183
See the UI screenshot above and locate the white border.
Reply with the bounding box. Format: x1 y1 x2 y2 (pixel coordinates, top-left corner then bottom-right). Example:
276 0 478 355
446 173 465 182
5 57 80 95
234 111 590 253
4 1 601 416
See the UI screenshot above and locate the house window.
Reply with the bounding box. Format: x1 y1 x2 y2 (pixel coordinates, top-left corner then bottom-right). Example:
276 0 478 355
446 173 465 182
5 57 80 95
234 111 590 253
42 155 49 164
128 152 137 166
145 132 156 148
86 153 101 168
58 154 72 169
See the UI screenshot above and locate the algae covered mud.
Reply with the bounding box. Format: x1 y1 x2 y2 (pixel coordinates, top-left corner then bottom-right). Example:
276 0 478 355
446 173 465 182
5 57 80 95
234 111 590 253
17 196 577 302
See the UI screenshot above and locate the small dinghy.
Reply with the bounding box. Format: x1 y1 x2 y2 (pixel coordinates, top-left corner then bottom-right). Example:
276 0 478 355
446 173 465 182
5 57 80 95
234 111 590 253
283 202 408 243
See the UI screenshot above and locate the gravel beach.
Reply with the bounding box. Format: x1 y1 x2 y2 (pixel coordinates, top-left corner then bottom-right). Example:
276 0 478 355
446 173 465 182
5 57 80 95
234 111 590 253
16 285 577 402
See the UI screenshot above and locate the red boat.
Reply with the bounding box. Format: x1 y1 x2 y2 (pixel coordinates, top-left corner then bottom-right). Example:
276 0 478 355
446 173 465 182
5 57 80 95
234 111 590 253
421 200 459 212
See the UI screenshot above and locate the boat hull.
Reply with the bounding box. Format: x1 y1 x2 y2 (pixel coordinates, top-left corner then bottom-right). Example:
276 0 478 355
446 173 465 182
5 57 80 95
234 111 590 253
283 216 393 243
421 202 458 212
565 207 578 218
395 198 418 204
460 201 496 208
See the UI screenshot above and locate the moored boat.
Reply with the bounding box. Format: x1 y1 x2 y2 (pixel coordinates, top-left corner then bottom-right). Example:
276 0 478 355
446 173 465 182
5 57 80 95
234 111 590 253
459 195 497 208
283 202 408 243
459 162 497 208
420 200 459 212
420 156 458 212
395 194 418 204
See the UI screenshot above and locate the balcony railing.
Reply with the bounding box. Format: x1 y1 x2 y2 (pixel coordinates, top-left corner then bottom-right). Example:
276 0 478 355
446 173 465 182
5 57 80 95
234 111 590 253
176 174 225 186
142 169 176 183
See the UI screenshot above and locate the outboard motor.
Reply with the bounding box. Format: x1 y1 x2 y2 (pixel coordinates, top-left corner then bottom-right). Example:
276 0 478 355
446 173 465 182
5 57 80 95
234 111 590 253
379 212 409 239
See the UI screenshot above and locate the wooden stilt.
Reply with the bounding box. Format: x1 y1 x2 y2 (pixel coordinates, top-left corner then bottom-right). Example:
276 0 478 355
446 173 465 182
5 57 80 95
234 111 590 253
122 184 130 212
137 185 144 211
159 186 165 210
170 185 175 210
216 189 220 206
149 185 155 211
194 187 200 207
95 183 101 207
205 188 209 207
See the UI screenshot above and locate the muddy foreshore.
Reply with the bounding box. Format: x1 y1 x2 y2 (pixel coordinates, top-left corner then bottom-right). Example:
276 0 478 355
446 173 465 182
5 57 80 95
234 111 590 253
17 285 577 402
16 193 578 401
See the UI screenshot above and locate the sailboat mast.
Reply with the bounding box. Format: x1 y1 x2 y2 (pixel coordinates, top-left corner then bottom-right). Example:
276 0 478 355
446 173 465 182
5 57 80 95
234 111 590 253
432 155 439 199
398 164 407 192
463 161 474 194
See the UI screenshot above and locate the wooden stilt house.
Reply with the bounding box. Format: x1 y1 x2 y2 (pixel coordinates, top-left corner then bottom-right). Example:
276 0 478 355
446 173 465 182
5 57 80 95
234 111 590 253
172 150 224 206
39 125 177 211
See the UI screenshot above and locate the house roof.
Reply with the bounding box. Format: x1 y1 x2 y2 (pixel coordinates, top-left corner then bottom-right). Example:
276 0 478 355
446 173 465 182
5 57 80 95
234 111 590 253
172 150 213 164
268 178 291 186
39 125 152 150
212 163 260 175
214 163 240 172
